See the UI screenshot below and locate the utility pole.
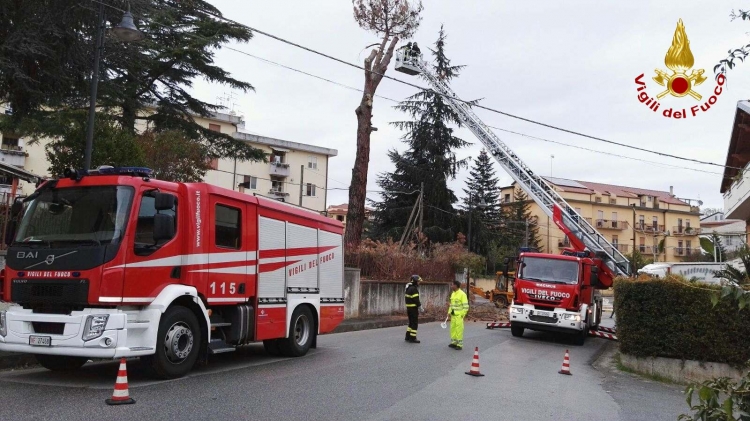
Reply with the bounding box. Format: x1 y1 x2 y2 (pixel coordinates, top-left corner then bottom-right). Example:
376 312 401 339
418 182 424 234
232 157 237 190
524 219 529 248
299 165 304 206
631 204 636 274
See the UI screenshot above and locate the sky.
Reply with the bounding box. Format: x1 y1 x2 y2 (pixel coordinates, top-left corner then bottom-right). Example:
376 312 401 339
191 0 750 211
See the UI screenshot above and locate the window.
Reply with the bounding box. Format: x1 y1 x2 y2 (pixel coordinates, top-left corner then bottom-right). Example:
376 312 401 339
271 177 284 193
134 192 177 254
647 196 652 202
271 151 285 164
686 240 692 251
612 235 619 245
208 123 221 132
595 197 602 203
609 199 616 205
611 212 617 221
597 210 604 220
685 219 691 229
308 156 318 170
240 175 257 190
215 205 240 249
652 216 658 229
1 135 20 151
639 215 645 228
306 183 316 196
727 236 734 246
504 194 511 203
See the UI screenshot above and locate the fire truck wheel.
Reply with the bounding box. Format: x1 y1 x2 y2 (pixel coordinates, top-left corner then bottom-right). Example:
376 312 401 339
263 339 283 356
279 306 314 357
34 355 88 371
144 305 201 379
510 325 524 337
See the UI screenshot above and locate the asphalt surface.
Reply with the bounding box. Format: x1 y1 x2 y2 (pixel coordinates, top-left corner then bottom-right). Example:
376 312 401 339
0 315 686 421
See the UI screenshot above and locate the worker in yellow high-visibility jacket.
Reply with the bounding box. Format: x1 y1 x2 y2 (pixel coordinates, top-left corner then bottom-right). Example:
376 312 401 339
448 280 469 350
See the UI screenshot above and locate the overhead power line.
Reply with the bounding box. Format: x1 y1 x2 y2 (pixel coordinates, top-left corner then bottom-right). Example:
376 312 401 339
91 0 739 176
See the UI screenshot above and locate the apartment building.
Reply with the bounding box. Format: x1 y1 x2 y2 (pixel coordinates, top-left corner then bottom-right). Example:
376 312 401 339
1 105 337 212
500 177 702 262
721 101 750 240
325 203 374 226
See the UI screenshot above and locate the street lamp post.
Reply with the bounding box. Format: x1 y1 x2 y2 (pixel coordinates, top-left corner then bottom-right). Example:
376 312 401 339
83 3 144 172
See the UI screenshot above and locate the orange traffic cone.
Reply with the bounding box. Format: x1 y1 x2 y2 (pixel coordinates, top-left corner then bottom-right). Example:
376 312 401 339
464 347 485 377
105 358 135 405
558 349 572 376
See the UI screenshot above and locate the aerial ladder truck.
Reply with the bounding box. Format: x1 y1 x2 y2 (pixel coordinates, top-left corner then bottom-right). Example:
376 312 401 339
394 45 630 344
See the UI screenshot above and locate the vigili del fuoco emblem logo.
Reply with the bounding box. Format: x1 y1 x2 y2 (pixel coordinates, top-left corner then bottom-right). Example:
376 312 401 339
635 19 725 119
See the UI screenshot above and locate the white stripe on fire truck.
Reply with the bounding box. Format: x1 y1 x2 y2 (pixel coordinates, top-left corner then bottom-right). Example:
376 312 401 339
99 297 155 303
110 252 256 269
206 297 250 303
189 266 258 274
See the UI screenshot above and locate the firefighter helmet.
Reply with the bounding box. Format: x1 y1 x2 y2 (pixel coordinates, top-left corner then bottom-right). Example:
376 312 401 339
410 274 422 284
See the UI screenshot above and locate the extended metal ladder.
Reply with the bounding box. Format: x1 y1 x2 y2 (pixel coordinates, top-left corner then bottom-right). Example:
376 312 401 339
394 48 631 276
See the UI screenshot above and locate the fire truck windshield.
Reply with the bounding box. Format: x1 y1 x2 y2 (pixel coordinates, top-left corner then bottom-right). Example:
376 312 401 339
14 186 134 246
520 257 579 285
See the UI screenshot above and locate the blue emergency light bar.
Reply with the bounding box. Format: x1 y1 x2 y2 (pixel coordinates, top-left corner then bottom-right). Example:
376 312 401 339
62 166 154 180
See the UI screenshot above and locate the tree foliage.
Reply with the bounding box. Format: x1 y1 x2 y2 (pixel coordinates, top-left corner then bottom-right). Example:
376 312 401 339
372 26 470 243
714 9 750 78
462 149 501 255
136 130 212 182
680 376 750 421
45 113 144 177
504 188 542 250
0 0 264 162
346 0 423 248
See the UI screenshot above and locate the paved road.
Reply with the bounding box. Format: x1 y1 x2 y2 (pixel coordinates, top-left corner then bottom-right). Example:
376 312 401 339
0 317 686 421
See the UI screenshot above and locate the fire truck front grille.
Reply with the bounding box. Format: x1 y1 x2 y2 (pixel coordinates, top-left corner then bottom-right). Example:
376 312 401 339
528 315 558 324
32 322 65 335
11 279 89 307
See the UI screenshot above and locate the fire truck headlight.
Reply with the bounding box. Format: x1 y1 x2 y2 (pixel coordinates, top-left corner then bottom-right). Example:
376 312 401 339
0 311 6 337
562 313 581 322
511 307 524 314
82 315 109 341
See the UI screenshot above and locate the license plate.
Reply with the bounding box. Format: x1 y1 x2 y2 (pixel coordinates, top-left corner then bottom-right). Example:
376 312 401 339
29 336 51 347
534 310 553 318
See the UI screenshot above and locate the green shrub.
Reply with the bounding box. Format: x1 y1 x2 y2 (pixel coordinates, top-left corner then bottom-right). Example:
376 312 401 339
614 275 750 366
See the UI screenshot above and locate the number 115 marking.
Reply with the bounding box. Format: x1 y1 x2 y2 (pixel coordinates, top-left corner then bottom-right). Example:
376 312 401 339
209 282 237 294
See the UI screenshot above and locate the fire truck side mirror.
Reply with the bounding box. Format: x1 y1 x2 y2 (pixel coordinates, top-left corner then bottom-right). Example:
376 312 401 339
153 214 175 243
154 192 176 211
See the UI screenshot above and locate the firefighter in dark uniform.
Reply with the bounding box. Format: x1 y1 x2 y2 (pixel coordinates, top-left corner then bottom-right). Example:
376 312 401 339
405 275 424 343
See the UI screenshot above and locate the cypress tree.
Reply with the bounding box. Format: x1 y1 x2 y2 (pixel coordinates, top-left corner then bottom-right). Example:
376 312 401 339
462 149 501 255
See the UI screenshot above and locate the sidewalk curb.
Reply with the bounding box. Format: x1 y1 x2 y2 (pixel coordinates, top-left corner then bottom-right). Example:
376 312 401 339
331 316 437 334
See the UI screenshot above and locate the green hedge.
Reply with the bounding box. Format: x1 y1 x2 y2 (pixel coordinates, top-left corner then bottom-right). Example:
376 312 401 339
614 276 750 366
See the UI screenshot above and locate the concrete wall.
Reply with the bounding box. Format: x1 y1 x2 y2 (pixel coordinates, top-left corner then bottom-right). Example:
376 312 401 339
344 267 452 317
620 353 747 385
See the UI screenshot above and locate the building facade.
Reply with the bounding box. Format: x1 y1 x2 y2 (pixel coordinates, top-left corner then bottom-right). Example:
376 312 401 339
325 203 374 227
699 218 746 256
1 105 337 212
500 177 702 262
721 101 750 239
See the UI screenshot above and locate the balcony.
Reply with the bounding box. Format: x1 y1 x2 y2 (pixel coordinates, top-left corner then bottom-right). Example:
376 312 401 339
613 244 629 253
673 247 701 257
0 145 26 167
595 219 628 230
557 239 571 248
268 188 290 198
724 160 750 220
672 226 701 236
269 162 290 177
633 223 665 234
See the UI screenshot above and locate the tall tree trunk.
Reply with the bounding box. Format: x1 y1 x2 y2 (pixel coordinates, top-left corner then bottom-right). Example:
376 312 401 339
344 35 399 248
345 94 374 247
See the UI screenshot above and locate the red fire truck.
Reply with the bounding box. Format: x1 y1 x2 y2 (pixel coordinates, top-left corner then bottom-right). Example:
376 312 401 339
0 167 345 378
395 44 626 345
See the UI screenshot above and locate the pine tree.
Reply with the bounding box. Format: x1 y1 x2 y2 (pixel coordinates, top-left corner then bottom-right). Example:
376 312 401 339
462 149 501 255
372 25 471 243
502 188 542 251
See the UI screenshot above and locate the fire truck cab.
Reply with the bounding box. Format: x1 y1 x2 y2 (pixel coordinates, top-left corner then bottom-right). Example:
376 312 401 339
0 167 345 378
